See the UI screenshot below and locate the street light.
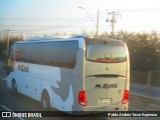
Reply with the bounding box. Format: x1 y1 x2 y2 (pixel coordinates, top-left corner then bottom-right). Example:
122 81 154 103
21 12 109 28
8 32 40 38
78 7 99 36
78 7 96 26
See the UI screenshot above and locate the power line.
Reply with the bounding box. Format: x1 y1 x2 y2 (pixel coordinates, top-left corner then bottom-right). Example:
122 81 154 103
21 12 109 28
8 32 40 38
1 8 160 34
23 11 107 32
104 8 160 12
9 11 101 32
0 11 107 27
0 8 160 20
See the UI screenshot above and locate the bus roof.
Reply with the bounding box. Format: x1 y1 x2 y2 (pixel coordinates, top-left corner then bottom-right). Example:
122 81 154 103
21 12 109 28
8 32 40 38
15 36 124 45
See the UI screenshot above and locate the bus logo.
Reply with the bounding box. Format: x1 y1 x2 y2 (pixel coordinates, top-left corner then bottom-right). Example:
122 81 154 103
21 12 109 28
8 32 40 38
95 84 117 89
105 67 109 70
18 64 29 72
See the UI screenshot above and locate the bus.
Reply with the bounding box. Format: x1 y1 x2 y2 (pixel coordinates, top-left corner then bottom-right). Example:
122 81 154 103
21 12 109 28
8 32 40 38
6 36 130 114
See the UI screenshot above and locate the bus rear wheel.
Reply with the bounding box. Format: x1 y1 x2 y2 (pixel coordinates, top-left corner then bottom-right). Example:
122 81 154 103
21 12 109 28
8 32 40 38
41 91 50 110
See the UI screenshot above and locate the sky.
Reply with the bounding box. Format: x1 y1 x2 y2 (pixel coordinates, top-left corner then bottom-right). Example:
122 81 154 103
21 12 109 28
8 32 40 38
0 0 160 37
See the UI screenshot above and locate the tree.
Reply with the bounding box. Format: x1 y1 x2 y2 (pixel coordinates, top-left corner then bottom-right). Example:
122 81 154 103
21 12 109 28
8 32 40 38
0 35 23 57
101 30 160 71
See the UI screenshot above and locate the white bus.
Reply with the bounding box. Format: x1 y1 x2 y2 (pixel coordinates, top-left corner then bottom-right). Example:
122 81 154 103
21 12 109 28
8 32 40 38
6 36 130 114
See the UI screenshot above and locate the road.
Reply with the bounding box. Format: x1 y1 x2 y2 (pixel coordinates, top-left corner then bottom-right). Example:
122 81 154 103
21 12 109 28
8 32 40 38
0 60 159 120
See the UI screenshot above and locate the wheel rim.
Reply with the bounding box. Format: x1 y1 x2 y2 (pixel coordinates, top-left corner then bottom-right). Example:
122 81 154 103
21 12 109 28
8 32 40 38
42 93 50 109
42 98 48 109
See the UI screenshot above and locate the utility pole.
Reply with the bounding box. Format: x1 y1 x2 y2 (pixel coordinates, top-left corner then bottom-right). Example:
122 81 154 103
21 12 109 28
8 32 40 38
111 12 116 35
106 11 120 36
6 27 10 55
0 31 1 41
78 7 99 37
96 9 99 37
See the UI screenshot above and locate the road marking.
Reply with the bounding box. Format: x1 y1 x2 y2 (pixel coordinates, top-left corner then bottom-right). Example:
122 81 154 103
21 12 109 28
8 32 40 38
1 105 25 120
1 78 6 81
1 105 12 111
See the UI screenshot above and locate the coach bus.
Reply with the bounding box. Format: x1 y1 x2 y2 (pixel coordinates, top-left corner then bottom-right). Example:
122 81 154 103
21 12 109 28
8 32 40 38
6 36 130 114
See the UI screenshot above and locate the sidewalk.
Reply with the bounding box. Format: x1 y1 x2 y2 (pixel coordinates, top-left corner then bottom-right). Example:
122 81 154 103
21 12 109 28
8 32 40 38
130 83 160 100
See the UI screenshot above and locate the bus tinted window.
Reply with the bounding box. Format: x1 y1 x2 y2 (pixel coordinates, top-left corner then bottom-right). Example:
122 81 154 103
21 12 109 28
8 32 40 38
58 41 77 65
86 44 127 63
15 41 78 68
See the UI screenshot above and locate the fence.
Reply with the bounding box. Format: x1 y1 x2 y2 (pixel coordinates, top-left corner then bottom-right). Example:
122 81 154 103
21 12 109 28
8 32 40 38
130 71 160 97
131 71 160 88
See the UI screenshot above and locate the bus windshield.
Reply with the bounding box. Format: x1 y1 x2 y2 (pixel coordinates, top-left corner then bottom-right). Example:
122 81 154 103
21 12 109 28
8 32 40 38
86 44 127 63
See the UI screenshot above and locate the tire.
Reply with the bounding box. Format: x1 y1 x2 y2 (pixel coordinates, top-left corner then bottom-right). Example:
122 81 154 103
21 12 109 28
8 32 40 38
41 91 50 110
12 80 17 95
